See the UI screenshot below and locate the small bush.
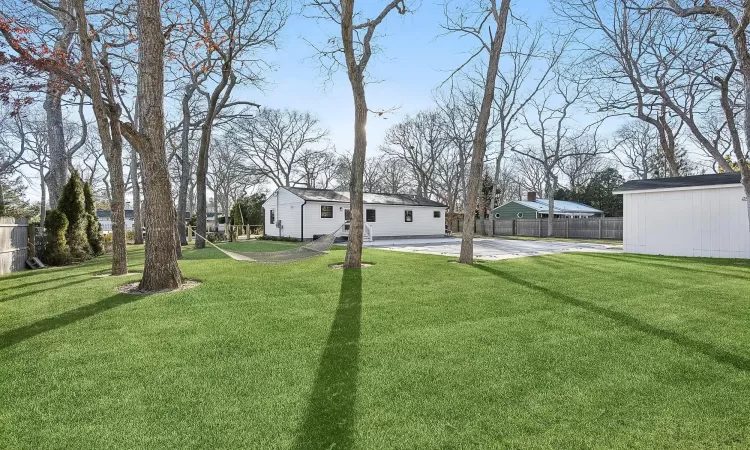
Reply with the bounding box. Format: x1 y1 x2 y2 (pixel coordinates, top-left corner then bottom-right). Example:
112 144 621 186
43 209 72 266
86 213 104 255
83 182 103 256
57 171 92 260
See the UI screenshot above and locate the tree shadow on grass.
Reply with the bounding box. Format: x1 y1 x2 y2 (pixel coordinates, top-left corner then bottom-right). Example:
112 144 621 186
294 268 363 450
0 277 94 303
582 253 750 281
472 263 750 373
0 273 93 295
0 293 145 350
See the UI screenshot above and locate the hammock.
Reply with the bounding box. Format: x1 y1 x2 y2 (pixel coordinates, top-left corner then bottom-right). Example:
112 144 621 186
194 226 342 264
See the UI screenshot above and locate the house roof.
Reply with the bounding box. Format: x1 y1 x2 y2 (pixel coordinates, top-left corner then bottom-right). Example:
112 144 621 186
283 187 447 207
495 198 603 214
614 173 742 193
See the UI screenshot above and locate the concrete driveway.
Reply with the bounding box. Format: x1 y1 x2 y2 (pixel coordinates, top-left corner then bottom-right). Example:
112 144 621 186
363 237 621 260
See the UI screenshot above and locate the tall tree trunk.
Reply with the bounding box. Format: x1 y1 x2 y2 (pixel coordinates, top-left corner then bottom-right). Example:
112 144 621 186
344 85 367 268
459 0 511 264
739 57 750 234
176 90 193 246
107 121 128 275
131 147 144 244
136 0 182 291
39 167 47 225
73 0 128 275
489 146 504 235
196 162 207 246
44 93 68 208
546 175 557 237
43 0 77 208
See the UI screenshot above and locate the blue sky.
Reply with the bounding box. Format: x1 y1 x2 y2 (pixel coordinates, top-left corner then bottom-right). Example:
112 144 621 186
237 0 552 157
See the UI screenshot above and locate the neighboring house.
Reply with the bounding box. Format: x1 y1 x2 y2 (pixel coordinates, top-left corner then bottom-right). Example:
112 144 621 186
262 187 447 241
492 192 604 219
97 204 135 232
98 204 190 233
614 173 749 259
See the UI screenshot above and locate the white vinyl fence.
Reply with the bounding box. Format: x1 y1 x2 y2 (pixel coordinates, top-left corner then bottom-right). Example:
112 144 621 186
0 217 29 275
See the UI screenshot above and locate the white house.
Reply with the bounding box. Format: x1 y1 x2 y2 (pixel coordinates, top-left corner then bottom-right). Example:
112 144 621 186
262 187 447 241
614 173 750 259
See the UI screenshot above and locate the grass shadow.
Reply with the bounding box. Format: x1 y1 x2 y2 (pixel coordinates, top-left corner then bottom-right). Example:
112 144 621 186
0 277 95 303
0 273 93 294
473 263 750 373
582 253 750 281
0 293 146 350
294 268 363 450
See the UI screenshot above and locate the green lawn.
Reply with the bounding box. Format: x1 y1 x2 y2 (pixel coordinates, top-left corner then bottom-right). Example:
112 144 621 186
1 243 749 449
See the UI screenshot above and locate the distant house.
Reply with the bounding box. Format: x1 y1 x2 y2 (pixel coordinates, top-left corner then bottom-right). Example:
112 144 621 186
97 203 189 232
97 204 135 232
263 187 447 241
614 173 749 258
492 192 604 219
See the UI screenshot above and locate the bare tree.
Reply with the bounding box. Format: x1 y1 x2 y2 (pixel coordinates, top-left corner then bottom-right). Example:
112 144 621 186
182 0 288 250
442 0 512 264
515 74 600 236
234 108 330 186
299 149 338 189
613 120 657 180
381 110 449 197
555 0 691 176
307 0 409 268
486 25 564 222
513 153 547 197
559 136 606 194
208 136 259 230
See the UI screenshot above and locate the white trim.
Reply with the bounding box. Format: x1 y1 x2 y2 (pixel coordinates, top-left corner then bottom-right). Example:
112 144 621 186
614 182 741 195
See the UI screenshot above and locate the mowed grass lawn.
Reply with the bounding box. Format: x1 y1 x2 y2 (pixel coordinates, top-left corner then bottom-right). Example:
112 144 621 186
1 242 750 449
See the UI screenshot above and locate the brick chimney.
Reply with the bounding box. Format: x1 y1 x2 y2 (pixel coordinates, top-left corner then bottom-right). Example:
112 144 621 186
527 191 537 202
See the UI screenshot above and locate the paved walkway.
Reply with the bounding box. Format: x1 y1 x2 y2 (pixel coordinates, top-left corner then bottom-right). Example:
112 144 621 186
364 237 621 260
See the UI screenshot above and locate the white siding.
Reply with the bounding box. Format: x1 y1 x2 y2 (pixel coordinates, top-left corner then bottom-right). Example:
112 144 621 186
302 201 445 240
262 188 304 239
622 185 750 258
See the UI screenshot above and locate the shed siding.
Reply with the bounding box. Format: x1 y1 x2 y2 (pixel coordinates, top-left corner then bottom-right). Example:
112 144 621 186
622 185 749 258
493 203 537 219
302 201 444 240
262 188 303 239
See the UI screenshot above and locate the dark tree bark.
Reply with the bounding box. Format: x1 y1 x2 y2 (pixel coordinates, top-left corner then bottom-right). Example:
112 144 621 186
135 0 182 291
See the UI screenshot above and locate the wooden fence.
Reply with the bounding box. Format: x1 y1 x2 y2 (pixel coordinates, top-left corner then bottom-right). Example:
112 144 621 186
473 217 623 240
0 217 29 275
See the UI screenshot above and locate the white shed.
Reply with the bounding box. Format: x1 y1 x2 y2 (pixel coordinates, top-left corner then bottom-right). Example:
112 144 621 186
262 187 447 241
614 173 749 259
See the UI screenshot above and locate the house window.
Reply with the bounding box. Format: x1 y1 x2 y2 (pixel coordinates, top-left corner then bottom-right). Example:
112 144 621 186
434 210 441 218
270 209 275 224
495 213 501 218
517 212 524 218
366 209 376 222
404 210 413 222
321 205 333 218
344 209 351 221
